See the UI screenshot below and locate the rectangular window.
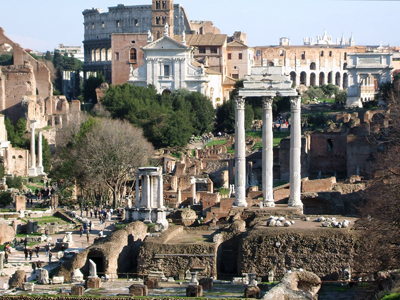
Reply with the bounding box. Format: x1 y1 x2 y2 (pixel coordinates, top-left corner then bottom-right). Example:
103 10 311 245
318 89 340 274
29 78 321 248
102 22 105 29
329 51 332 57
135 19 138 26
199 47 206 54
301 51 305 60
210 47 218 54
164 65 170 77
228 53 232 60
327 139 333 152
117 21 120 27
344 52 347 60
320 51 324 57
232 74 239 79
92 23 95 29
239 53 243 60
115 52 119 60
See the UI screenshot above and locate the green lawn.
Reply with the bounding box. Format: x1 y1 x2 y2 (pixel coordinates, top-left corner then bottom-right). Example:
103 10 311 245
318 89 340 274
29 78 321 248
382 293 400 300
206 139 227 147
248 131 291 150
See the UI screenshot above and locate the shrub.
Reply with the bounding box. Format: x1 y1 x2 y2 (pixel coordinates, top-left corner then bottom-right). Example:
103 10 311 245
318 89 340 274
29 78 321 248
6 176 23 190
0 192 13 207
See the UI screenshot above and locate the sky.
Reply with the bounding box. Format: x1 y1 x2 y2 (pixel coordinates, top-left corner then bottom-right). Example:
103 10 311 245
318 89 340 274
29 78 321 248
1 0 399 52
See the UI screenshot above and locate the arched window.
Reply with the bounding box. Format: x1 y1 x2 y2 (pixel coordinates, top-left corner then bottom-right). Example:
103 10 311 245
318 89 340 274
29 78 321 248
310 62 316 70
130 48 137 63
156 1 161 9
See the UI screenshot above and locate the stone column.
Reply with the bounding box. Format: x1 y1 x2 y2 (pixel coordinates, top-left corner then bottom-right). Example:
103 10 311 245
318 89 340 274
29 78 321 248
234 97 247 207
135 174 140 208
190 177 196 204
0 252 4 269
36 131 44 175
28 121 37 177
158 174 164 208
262 97 275 207
288 97 303 212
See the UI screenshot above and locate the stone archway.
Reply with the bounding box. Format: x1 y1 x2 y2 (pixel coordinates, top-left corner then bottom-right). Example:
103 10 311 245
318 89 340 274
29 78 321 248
335 72 341 87
162 89 171 96
319 72 325 86
87 250 106 276
343 73 348 89
300 72 307 85
328 72 333 84
310 73 316 86
290 71 296 85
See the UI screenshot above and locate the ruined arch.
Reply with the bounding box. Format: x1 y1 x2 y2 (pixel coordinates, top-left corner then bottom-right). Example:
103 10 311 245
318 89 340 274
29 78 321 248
343 73 348 88
335 72 341 86
87 250 106 276
300 72 307 85
162 89 172 95
0 43 13 66
290 71 296 84
310 62 316 70
328 72 333 84
319 72 325 86
310 73 316 86
100 48 106 61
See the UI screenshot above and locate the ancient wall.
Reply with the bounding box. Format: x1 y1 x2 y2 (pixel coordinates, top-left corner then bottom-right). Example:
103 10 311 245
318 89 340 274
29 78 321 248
279 136 310 181
58 221 147 281
309 132 347 174
0 28 52 101
347 135 374 178
238 228 360 280
8 148 28 177
138 226 219 278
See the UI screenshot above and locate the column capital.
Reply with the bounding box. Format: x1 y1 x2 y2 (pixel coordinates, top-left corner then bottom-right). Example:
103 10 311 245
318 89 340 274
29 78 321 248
262 97 273 109
234 97 245 110
290 96 302 109
30 120 37 130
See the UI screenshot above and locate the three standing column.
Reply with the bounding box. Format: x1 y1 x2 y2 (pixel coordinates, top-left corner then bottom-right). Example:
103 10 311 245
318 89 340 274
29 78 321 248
234 97 247 207
262 97 275 207
288 97 303 212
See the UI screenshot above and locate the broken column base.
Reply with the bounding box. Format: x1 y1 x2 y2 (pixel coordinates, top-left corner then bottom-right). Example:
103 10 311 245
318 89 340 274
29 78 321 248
71 285 85 296
85 277 101 289
145 277 159 289
245 286 261 299
129 284 148 296
186 285 203 297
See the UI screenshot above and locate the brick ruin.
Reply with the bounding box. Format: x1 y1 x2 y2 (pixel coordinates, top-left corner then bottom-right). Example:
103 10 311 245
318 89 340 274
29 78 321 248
0 28 82 176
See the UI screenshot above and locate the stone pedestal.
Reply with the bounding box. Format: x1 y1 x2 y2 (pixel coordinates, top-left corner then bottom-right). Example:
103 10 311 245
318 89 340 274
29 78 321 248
234 97 247 207
244 286 261 299
145 277 159 289
85 277 101 289
71 285 85 296
199 278 213 291
262 97 275 207
22 282 35 291
37 268 49 284
129 284 148 296
288 97 303 212
186 285 203 297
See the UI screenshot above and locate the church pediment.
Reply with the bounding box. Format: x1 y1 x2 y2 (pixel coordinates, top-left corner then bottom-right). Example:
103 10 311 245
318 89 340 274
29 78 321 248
143 36 189 51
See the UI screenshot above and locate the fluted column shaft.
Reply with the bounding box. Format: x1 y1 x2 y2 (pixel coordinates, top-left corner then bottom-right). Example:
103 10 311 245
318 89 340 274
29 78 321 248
289 97 303 211
28 121 37 177
262 97 275 207
234 97 247 207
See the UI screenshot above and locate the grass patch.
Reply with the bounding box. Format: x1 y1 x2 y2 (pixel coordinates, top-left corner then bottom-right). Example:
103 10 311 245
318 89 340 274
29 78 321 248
0 208 16 212
206 139 227 147
248 131 291 149
16 233 42 237
218 188 230 196
21 216 67 225
170 152 182 161
382 293 400 300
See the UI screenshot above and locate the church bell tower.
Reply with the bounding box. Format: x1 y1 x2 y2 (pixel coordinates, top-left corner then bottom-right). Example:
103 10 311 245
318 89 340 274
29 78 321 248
152 0 174 40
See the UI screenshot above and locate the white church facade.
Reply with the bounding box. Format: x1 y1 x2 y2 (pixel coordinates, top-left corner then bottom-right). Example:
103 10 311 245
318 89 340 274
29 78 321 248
128 27 223 108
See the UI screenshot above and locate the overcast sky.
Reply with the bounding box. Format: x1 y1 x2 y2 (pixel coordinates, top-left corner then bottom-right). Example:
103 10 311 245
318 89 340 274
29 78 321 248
1 0 399 52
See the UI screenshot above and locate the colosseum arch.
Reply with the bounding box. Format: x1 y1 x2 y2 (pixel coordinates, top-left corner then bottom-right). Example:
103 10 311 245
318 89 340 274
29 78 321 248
335 72 341 86
300 72 307 85
310 62 316 70
328 72 333 84
310 73 316 86
319 72 325 86
290 71 296 84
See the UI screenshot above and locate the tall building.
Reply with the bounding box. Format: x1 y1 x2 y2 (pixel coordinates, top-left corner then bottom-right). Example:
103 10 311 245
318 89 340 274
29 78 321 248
82 1 190 82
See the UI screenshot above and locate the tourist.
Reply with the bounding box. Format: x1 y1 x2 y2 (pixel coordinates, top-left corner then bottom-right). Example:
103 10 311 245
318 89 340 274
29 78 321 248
86 231 90 243
79 226 83 237
94 208 98 219
48 251 52 263
29 249 33 260
45 228 49 237
32 261 36 272
44 244 49 257
4 251 8 264
24 248 28 260
85 206 89 217
37 260 42 268
35 245 40 258
99 214 103 226
88 221 92 233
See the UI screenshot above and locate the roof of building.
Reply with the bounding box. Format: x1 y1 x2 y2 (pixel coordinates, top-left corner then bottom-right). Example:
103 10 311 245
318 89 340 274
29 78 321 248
174 33 227 46
227 40 249 49
223 76 237 85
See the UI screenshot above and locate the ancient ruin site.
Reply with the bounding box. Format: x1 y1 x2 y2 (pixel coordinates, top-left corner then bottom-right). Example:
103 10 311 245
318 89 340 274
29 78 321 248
0 0 399 298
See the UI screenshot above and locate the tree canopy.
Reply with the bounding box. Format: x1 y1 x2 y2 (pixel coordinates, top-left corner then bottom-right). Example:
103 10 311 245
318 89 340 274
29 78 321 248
51 116 154 208
101 84 215 148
